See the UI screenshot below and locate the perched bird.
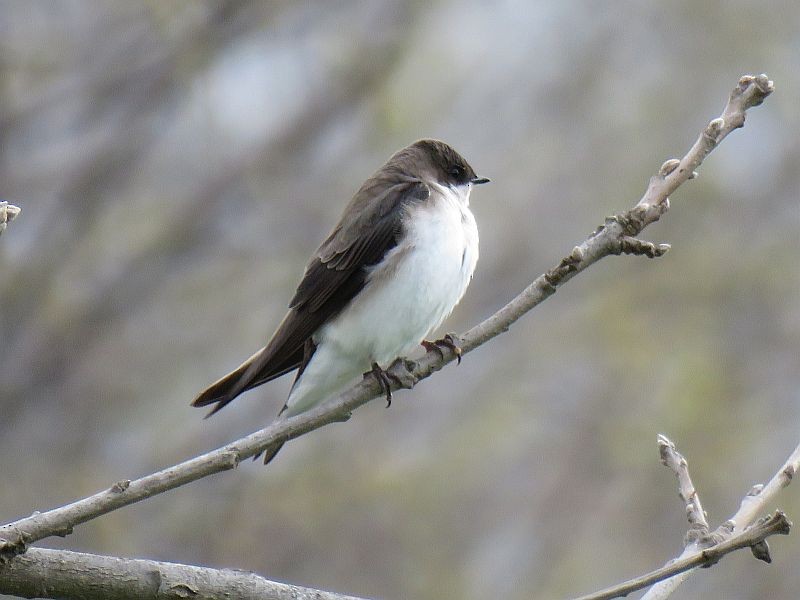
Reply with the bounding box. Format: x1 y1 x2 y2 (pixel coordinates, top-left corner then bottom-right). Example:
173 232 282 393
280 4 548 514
192 139 489 462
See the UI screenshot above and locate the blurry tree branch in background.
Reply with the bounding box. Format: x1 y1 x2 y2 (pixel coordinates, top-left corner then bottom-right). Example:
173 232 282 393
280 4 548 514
0 201 21 236
0 75 782 599
574 435 797 600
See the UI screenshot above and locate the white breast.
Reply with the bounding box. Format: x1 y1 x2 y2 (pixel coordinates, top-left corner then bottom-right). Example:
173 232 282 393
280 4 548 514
284 182 479 415
319 182 478 365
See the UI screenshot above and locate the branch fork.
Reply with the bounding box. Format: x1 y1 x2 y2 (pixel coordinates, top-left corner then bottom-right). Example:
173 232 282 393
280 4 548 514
574 436 795 600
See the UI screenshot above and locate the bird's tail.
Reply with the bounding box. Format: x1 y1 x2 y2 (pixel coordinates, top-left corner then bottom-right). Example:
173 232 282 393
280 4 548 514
191 348 269 417
191 338 303 417
193 350 290 463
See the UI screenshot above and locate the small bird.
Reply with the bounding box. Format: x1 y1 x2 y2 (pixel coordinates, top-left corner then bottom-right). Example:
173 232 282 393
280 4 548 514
192 139 489 462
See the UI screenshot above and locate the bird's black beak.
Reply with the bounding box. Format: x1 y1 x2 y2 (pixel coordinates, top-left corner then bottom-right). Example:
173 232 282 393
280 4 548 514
470 177 490 185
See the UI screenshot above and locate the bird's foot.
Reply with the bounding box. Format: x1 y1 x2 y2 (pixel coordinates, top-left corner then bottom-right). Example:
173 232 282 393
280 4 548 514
421 333 463 365
387 357 417 390
365 359 416 407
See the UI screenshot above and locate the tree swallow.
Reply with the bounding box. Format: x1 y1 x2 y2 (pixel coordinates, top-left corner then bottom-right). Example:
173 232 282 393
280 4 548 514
192 139 489 462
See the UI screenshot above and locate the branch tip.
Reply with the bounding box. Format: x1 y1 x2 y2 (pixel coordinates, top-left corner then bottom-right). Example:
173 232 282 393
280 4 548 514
738 74 774 103
730 74 774 115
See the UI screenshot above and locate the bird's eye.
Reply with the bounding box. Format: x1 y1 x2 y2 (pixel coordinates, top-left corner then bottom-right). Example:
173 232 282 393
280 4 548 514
449 166 465 179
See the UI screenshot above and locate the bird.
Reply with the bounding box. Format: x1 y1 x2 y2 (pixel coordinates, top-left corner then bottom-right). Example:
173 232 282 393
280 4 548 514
192 139 489 463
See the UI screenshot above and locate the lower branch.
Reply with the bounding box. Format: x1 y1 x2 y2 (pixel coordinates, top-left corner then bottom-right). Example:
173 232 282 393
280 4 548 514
0 547 368 600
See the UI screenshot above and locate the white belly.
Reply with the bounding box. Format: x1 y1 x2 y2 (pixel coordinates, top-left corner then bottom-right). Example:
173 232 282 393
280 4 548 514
284 183 478 415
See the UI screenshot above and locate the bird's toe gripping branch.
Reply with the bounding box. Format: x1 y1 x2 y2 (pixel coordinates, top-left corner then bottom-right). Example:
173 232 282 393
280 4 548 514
365 359 418 407
421 333 464 365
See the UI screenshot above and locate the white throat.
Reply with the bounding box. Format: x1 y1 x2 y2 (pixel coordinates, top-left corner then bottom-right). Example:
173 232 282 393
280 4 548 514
430 181 473 209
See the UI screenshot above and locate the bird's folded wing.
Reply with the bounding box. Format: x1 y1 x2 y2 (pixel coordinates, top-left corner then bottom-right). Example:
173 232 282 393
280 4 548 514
192 179 429 414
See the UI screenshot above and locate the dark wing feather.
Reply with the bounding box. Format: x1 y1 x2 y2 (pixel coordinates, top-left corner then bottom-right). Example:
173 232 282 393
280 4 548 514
191 179 429 415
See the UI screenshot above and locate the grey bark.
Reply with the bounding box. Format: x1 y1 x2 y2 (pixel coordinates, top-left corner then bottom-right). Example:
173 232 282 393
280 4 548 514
0 547 369 600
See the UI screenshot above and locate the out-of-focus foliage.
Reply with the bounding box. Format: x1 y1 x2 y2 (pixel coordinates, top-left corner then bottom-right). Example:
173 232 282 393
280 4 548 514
1 2 798 599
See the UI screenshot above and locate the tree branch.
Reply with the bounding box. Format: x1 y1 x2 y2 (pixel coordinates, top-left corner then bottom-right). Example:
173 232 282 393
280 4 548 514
640 438 800 599
0 547 369 600
572 511 791 600
573 435 798 600
0 75 775 574
658 434 710 534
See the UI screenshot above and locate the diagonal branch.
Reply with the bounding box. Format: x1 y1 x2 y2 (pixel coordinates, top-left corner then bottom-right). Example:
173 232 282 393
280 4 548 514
640 438 800 599
572 511 791 600
0 74 774 562
730 440 800 533
574 435 799 600
0 547 369 600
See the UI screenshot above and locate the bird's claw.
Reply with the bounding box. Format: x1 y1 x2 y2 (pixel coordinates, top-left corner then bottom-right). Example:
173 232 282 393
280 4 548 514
365 359 416 407
421 333 463 365
365 362 392 406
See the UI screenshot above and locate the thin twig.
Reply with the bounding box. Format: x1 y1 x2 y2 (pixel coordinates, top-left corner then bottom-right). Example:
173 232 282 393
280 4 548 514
0 74 774 563
730 441 800 533
572 512 791 600
658 434 710 533
641 439 800 599
574 434 798 600
0 547 369 600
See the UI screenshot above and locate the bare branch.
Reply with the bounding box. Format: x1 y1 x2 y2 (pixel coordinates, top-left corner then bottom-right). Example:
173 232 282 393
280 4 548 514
0 201 21 236
0 547 369 600
572 512 791 600
641 439 800 599
730 441 800 533
0 74 774 566
574 434 798 600
658 434 710 533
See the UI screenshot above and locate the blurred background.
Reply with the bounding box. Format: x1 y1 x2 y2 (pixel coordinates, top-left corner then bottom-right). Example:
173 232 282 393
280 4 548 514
1 2 798 599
